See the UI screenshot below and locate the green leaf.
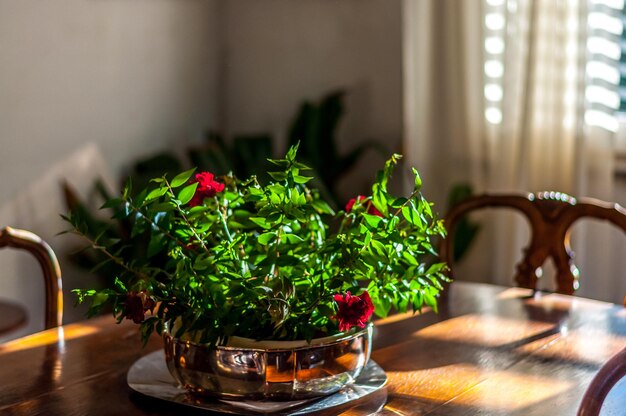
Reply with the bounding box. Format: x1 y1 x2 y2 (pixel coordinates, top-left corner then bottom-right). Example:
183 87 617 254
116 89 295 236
249 217 270 229
370 239 387 257
362 213 382 229
151 202 176 212
91 292 109 308
396 292 410 313
113 277 126 292
283 234 304 244
311 199 334 215
363 230 372 247
145 186 168 202
412 291 424 312
411 168 422 191
372 183 389 216
268 171 288 181
72 289 96 304
171 168 197 188
257 232 277 245
416 197 431 217
286 143 299 161
194 255 213 271
122 180 132 200
390 197 407 208
402 203 423 227
147 234 165 258
372 293 392 318
424 290 439 313
293 174 313 184
177 182 199 205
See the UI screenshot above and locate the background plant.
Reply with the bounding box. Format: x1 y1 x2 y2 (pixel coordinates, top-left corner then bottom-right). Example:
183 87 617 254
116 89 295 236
66 146 448 345
446 183 480 262
63 90 386 291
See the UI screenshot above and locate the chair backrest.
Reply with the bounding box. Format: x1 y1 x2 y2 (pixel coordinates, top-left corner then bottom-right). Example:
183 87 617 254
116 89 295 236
441 191 626 295
0 226 63 329
577 347 626 416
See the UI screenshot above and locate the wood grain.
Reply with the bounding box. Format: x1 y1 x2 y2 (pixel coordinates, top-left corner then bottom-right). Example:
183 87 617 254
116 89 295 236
0 226 63 329
0 281 624 415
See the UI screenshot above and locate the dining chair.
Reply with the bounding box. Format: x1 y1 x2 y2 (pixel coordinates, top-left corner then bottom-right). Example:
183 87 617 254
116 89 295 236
577 346 626 415
0 226 63 329
440 191 626 296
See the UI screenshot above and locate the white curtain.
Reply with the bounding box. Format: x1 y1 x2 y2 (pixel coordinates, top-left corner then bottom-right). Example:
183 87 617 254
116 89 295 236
403 0 623 302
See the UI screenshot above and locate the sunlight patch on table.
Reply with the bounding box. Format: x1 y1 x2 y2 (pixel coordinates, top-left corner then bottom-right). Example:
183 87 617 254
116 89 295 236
387 363 572 412
0 324 100 354
374 308 432 326
412 314 555 347
385 363 490 400
526 292 613 312
495 287 534 299
450 370 572 411
515 330 626 365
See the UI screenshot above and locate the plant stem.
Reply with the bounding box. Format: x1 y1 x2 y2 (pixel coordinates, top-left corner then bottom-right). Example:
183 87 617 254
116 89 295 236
163 180 211 256
71 229 147 280
392 190 421 217
214 198 248 276
127 204 180 244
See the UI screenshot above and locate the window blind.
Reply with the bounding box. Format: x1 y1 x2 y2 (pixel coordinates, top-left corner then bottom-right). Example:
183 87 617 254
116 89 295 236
586 0 623 131
483 0 624 132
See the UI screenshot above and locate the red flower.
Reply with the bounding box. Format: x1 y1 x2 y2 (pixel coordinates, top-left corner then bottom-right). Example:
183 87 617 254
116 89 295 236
189 172 225 207
333 291 375 332
124 290 156 324
345 195 383 217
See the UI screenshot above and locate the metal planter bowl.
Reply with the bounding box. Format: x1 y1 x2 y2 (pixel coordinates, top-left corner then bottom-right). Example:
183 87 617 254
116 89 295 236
162 324 373 400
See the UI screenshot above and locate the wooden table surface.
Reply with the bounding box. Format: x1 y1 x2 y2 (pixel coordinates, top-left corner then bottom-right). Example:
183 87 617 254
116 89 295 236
0 281 625 415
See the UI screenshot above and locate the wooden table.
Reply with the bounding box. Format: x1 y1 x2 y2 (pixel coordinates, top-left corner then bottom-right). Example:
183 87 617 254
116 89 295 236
0 281 625 415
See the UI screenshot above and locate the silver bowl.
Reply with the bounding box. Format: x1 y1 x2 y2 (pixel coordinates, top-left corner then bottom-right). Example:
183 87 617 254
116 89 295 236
162 324 373 400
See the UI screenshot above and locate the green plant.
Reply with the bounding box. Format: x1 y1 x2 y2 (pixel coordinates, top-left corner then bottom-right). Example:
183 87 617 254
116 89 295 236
188 132 274 184
287 90 386 207
65 146 446 345
63 90 386 289
447 183 480 262
61 134 275 289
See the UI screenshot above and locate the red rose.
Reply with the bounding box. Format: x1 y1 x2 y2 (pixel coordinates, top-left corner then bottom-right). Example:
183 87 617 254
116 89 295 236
189 172 225 207
124 290 156 324
333 291 375 332
345 195 383 217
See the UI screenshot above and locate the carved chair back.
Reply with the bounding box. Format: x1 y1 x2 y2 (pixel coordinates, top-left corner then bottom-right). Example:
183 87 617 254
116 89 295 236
441 192 626 295
0 226 63 329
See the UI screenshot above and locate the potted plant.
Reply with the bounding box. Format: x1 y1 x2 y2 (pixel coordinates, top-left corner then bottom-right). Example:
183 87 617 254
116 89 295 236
65 145 448 400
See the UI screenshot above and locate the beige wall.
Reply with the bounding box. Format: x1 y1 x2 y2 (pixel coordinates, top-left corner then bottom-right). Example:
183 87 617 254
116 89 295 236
0 0 219 202
0 0 405 338
220 0 403 199
0 0 220 338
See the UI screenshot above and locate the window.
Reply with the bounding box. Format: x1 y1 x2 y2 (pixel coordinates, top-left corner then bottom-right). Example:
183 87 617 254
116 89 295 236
483 0 624 133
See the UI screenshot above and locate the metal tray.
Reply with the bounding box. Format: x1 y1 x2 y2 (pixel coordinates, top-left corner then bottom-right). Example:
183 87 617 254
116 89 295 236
127 350 388 415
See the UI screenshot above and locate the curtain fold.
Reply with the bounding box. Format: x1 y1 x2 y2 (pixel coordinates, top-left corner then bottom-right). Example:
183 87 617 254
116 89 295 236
403 0 621 301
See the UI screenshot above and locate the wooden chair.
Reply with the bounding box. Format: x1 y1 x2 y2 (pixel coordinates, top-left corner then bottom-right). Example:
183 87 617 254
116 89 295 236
440 191 626 296
577 347 626 415
0 226 63 329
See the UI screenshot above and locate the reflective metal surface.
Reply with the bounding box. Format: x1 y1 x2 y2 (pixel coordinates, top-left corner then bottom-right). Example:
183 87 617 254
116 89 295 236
161 324 373 400
127 349 387 415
